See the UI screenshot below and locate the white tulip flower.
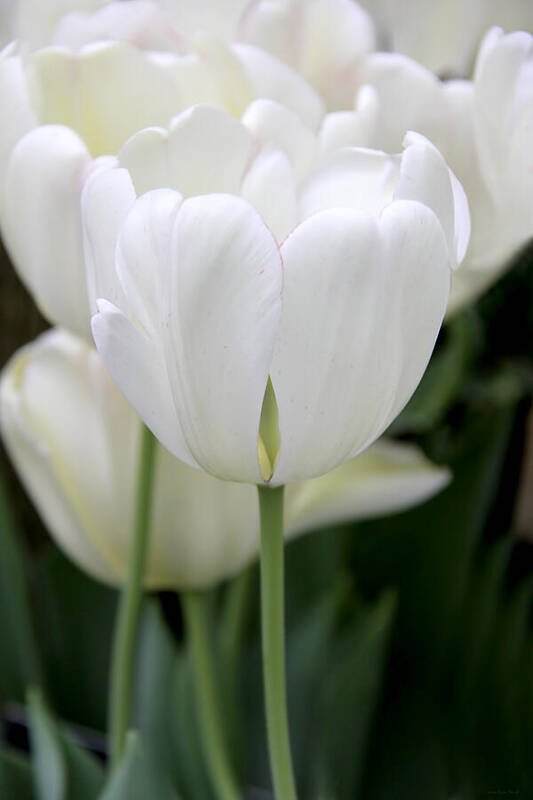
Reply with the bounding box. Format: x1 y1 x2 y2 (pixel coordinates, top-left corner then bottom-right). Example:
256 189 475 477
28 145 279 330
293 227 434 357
0 329 449 590
53 0 376 110
82 101 468 485
326 27 533 311
0 22 323 338
240 0 376 109
13 0 108 50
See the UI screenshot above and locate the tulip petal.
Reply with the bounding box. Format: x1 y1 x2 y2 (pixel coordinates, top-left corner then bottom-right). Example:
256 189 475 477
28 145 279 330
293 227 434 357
358 52 443 153
286 439 451 536
53 1 182 52
119 104 253 197
242 0 375 108
82 164 136 315
318 86 379 154
0 47 38 197
396 132 470 268
232 43 325 131
299 147 398 220
115 189 183 336
149 449 260 589
2 125 93 338
271 202 450 484
0 330 131 584
161 193 283 482
241 146 298 242
242 98 317 182
92 299 198 469
30 42 191 156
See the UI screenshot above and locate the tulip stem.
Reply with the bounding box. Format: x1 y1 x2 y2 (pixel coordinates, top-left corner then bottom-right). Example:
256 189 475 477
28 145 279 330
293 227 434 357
108 424 157 769
182 591 241 800
258 484 298 800
221 565 254 674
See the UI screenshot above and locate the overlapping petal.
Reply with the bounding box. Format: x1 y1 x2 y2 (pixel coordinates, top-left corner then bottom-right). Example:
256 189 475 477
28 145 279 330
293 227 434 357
2 125 95 338
270 201 450 484
92 192 284 483
242 0 375 109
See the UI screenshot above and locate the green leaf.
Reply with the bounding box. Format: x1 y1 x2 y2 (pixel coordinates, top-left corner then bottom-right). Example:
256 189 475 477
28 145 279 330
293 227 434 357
353 405 516 667
98 733 179 800
172 650 216 800
132 601 181 788
0 465 43 699
28 689 66 800
0 747 33 800
34 547 116 730
458 540 511 702
286 579 350 796
28 689 104 800
315 590 396 800
132 599 214 800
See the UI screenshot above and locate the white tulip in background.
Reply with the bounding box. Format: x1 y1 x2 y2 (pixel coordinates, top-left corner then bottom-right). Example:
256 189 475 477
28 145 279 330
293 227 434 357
0 5 324 338
0 329 449 590
329 27 533 312
84 112 468 484
53 0 376 109
240 0 375 109
13 0 108 50
360 0 533 76
3 0 529 338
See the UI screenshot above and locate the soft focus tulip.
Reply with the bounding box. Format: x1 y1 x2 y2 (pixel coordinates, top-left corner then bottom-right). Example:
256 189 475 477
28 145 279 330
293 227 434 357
53 0 376 110
83 106 468 484
14 0 108 50
335 28 533 312
52 1 186 52
241 0 375 109
0 15 323 338
360 0 533 76
0 329 450 590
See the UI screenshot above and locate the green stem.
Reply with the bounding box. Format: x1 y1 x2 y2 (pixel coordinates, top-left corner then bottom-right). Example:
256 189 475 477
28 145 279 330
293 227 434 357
182 591 240 800
258 484 297 800
221 565 254 675
108 425 157 768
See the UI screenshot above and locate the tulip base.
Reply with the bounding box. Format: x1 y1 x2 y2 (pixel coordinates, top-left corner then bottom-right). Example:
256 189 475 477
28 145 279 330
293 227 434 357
258 484 297 800
108 424 157 768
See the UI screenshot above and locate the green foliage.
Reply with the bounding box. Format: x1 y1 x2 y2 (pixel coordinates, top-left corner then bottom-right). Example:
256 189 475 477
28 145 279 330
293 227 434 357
0 244 531 799
34 550 116 731
0 747 33 799
98 733 179 800
132 599 216 800
0 466 43 699
28 689 104 800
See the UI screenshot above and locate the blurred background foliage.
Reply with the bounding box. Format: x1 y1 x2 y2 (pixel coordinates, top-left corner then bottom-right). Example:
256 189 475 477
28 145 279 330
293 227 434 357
0 237 532 798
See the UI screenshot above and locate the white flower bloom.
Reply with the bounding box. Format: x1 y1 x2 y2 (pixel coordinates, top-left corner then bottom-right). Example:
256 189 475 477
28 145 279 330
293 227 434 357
241 0 375 109
14 0 108 50
0 33 323 338
83 104 468 485
52 1 186 52
360 0 533 76
0 329 450 590
330 27 533 311
56 0 376 110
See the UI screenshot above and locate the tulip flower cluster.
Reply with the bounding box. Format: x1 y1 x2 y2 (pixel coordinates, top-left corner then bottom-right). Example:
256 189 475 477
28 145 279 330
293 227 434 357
0 1 531 798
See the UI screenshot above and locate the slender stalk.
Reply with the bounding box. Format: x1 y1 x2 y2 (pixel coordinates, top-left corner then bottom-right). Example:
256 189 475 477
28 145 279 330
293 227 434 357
221 565 254 674
108 424 157 768
182 591 240 800
258 484 297 800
